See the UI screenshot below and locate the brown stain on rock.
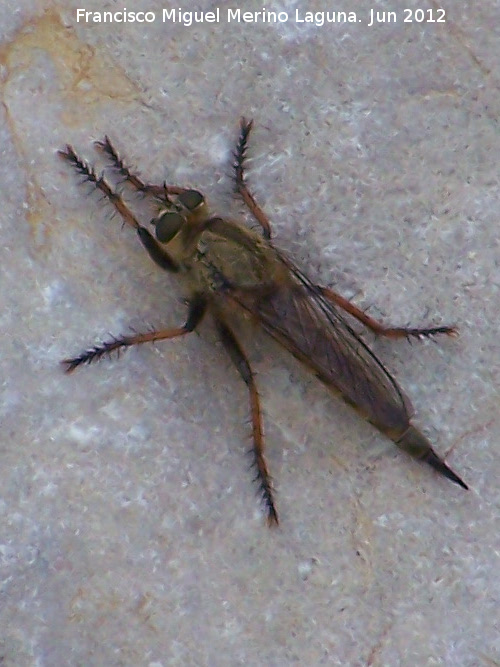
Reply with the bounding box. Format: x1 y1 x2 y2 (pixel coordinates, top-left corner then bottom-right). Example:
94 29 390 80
0 10 144 238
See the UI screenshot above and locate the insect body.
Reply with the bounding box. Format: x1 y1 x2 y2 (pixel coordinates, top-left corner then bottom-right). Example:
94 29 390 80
59 119 468 525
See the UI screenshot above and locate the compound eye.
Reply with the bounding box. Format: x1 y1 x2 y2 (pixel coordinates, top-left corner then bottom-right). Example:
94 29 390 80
155 211 184 243
177 189 204 211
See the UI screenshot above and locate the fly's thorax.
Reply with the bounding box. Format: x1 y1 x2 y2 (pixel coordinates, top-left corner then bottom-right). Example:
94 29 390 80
150 189 288 294
193 221 287 294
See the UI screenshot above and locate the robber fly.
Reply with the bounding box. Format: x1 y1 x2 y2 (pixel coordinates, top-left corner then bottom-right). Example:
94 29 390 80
59 119 468 525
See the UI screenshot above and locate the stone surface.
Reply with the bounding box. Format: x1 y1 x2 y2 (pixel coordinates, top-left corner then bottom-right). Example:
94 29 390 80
1 2 499 665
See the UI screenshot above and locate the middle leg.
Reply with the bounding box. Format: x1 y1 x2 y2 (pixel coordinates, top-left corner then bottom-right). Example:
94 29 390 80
62 293 207 372
233 118 273 240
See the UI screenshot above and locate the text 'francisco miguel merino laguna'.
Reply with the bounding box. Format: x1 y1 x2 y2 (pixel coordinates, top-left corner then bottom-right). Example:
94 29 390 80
76 8 361 27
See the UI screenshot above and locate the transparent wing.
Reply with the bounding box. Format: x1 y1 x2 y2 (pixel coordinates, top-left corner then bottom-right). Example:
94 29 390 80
231 250 413 433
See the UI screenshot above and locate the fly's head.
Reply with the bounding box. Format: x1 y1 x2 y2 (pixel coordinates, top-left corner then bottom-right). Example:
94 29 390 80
152 189 208 246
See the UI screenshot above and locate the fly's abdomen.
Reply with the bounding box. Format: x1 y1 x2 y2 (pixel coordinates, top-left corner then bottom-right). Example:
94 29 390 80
396 425 468 489
253 286 413 433
232 268 468 490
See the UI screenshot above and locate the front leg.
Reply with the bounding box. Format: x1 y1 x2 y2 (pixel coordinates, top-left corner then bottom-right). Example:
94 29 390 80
94 135 190 200
58 145 179 273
